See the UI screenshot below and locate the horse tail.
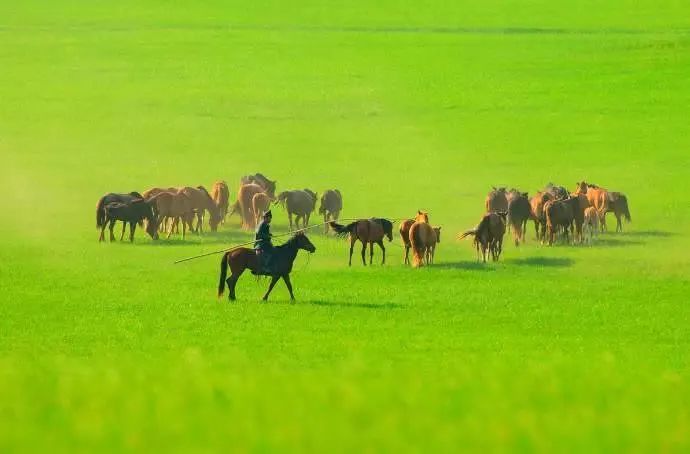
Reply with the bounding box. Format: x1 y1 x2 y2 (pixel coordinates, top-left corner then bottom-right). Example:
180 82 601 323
96 196 106 229
458 229 476 240
329 221 356 238
409 224 424 268
620 195 631 222
217 252 229 297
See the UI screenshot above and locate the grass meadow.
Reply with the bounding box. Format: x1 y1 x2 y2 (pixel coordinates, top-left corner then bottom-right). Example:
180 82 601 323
1 1 690 451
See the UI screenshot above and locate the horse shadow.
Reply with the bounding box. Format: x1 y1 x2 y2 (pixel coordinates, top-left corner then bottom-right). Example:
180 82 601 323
434 261 496 271
590 237 644 248
144 229 253 247
504 257 574 267
621 230 676 238
308 300 404 310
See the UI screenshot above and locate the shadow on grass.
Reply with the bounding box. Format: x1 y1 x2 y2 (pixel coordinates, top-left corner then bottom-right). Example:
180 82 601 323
434 261 496 271
309 300 404 310
505 257 574 267
143 230 253 247
620 230 676 238
591 238 644 248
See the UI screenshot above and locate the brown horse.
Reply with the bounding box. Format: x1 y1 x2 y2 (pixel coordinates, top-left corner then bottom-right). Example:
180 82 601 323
319 189 343 233
329 218 393 266
234 183 266 229
409 211 438 268
147 191 195 239
485 187 508 213
545 196 585 245
177 186 222 233
275 190 318 230
96 192 144 240
210 181 230 224
603 192 631 232
240 173 277 199
530 191 553 242
575 182 608 224
99 199 158 242
459 212 506 262
252 192 272 226
217 232 316 301
583 206 599 243
399 211 429 265
143 187 179 232
507 192 531 246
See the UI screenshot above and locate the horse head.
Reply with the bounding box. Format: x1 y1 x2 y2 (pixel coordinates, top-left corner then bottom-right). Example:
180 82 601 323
379 218 394 242
434 226 441 243
414 210 429 223
144 204 159 240
294 232 316 253
575 181 588 194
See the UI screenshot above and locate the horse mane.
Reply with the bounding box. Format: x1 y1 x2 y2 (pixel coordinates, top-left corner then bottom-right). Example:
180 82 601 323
375 218 393 237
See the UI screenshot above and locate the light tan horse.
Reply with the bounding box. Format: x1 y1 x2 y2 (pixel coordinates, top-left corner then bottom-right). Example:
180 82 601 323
409 211 437 268
575 182 608 227
399 211 429 265
252 192 272 226
235 183 266 230
147 191 195 239
178 186 222 233
583 206 599 243
143 187 179 232
210 181 230 224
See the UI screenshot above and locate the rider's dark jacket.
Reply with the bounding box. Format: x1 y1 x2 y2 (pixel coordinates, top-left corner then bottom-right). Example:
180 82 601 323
254 220 273 251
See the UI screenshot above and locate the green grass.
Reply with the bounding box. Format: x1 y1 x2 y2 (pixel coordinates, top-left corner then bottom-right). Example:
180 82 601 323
1 1 690 451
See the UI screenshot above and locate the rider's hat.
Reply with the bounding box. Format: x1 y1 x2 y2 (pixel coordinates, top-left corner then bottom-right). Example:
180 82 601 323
264 210 272 218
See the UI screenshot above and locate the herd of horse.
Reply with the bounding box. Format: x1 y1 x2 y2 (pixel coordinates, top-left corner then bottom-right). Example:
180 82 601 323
95 175 630 299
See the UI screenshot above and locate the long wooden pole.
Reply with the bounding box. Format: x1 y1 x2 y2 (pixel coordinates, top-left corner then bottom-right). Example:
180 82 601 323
173 221 331 264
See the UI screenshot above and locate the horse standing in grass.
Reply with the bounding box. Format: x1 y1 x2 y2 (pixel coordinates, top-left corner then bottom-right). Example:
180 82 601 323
234 183 266 229
459 212 506 262
211 181 230 224
99 199 158 242
143 187 179 232
329 218 393 266
574 182 608 226
217 232 316 301
507 192 531 246
530 191 553 242
147 191 195 239
603 191 631 232
400 211 428 266
252 192 272 227
583 206 599 243
96 192 144 240
275 189 318 230
409 211 439 268
485 187 508 213
240 173 277 199
319 189 343 233
178 186 223 233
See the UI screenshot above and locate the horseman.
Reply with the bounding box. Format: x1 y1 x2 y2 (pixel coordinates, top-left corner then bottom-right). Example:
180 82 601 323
254 210 274 274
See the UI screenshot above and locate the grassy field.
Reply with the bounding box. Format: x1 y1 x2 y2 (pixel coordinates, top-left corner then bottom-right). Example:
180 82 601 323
1 1 690 451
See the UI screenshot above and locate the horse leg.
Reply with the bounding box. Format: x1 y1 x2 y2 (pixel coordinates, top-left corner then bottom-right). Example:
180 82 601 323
282 274 295 301
288 212 293 231
324 214 329 234
404 244 409 265
262 276 280 301
130 222 136 242
227 271 244 301
120 222 126 241
616 212 622 232
348 237 355 266
109 219 116 242
99 223 106 242
361 242 367 266
378 240 386 265
369 242 374 265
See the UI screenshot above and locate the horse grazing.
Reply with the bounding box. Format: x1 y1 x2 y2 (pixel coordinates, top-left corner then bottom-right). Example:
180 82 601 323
147 191 195 239
99 199 158 242
142 187 179 232
409 223 440 267
235 183 266 229
459 212 506 262
583 206 599 243
176 186 222 233
240 173 277 199
507 192 531 246
210 181 230 224
252 192 272 226
485 187 508 213
217 232 316 301
275 190 318 230
96 192 144 240
319 189 343 233
544 196 584 245
329 218 393 266
603 191 631 232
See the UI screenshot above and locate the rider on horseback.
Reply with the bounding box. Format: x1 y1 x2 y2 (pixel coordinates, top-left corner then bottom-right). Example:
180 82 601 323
254 210 274 274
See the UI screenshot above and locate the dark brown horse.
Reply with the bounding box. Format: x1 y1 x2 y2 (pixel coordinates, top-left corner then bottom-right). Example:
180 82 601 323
485 187 508 213
99 199 158 242
217 232 316 301
319 189 343 233
275 189 318 230
603 192 631 232
96 192 144 240
329 218 394 266
459 212 506 262
507 192 531 246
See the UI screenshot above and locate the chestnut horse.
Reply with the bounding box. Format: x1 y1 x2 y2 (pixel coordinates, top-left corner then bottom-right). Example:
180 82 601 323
459 212 506 262
329 218 393 266
400 211 429 265
217 232 316 301
147 191 195 239
252 192 271 227
211 181 230 224
575 181 608 223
